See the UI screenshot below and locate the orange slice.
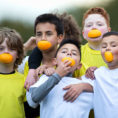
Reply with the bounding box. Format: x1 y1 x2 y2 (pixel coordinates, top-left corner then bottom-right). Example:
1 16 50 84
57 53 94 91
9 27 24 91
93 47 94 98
37 41 52 50
62 57 75 66
104 51 113 62
88 29 101 38
0 53 13 64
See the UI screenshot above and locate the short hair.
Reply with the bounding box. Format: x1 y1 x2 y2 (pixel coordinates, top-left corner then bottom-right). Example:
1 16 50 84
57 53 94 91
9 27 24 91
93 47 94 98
34 13 64 35
102 31 118 38
82 7 110 28
56 39 81 60
0 27 24 69
56 13 81 43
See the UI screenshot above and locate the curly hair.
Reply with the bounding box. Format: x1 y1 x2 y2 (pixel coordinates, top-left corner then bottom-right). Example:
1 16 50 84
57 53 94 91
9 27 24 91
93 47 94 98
82 7 110 27
56 13 81 44
0 27 24 69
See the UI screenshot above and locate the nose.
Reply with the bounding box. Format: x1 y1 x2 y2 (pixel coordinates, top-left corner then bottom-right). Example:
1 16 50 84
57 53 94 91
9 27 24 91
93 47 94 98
67 51 72 57
106 45 111 51
41 34 46 41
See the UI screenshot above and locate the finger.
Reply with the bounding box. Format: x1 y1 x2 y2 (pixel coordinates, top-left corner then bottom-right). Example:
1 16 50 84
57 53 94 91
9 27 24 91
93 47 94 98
63 85 71 90
64 90 74 101
71 94 79 102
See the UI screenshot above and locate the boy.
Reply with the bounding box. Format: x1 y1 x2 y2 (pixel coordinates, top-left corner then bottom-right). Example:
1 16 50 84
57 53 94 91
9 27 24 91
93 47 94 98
26 39 93 118
24 13 64 118
0 27 25 118
24 12 81 89
84 31 118 118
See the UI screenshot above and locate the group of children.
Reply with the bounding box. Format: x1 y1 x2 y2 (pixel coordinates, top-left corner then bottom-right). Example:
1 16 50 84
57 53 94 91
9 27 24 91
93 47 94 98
0 6 118 118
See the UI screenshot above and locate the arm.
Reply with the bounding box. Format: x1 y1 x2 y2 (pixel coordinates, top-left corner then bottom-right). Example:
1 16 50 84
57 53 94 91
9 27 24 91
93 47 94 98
63 83 93 102
28 73 61 104
28 47 42 69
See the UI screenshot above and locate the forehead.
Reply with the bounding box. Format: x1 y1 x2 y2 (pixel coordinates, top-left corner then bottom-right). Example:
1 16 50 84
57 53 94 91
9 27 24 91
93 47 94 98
85 14 106 24
59 43 79 52
102 35 118 43
36 22 56 31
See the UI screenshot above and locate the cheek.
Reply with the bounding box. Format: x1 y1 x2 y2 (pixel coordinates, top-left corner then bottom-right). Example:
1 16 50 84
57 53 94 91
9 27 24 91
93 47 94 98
98 27 108 35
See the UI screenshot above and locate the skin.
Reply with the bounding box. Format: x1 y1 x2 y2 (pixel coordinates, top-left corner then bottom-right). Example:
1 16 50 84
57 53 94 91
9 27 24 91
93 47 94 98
101 35 118 70
0 38 18 73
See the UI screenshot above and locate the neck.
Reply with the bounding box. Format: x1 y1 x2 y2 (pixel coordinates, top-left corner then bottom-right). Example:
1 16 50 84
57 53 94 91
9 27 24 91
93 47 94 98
88 41 101 50
108 65 118 70
0 63 14 73
42 48 56 66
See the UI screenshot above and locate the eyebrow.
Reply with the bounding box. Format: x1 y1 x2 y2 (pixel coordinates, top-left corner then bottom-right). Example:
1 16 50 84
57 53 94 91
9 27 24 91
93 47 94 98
61 48 78 52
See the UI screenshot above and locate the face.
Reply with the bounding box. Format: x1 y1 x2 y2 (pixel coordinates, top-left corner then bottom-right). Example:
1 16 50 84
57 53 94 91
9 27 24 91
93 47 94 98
83 14 110 43
36 22 62 52
0 38 18 65
101 35 118 69
56 44 81 72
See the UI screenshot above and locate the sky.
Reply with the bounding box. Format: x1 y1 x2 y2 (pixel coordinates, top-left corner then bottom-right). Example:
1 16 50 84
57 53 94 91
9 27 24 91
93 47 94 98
0 0 112 23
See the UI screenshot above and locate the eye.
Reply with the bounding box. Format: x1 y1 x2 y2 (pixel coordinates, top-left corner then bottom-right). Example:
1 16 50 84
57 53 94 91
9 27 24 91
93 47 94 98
36 32 42 37
86 24 92 27
101 44 107 48
61 50 67 53
46 32 53 36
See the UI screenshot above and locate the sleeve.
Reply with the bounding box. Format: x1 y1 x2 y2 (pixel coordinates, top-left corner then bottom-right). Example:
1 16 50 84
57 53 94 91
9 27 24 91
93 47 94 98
28 47 43 69
29 73 61 103
26 91 39 108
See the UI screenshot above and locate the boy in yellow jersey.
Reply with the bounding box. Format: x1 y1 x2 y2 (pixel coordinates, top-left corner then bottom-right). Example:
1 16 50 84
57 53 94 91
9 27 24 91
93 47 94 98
0 27 25 118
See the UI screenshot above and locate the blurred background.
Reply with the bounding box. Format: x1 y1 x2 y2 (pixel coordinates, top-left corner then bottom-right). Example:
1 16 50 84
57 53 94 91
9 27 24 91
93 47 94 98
0 0 117 53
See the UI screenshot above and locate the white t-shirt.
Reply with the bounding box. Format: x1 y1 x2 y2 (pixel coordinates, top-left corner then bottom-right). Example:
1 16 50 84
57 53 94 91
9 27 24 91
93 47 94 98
27 75 93 118
94 66 118 118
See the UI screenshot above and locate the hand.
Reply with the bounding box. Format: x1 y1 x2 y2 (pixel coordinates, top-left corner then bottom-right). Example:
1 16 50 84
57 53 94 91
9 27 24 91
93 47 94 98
63 83 84 102
24 69 38 90
24 36 37 52
85 67 97 80
55 60 72 77
36 65 47 75
44 67 55 76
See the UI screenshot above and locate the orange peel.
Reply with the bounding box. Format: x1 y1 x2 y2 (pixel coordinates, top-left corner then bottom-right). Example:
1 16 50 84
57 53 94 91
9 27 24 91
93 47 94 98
0 53 13 64
104 51 113 62
37 41 52 50
62 57 75 66
88 29 101 38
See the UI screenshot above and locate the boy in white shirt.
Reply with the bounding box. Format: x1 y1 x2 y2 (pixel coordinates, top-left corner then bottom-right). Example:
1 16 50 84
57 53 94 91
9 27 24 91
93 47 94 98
26 39 93 118
92 31 118 118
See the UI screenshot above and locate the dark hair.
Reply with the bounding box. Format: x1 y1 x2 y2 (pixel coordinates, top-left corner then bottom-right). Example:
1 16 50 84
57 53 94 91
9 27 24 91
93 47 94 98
0 27 24 69
56 39 81 59
34 13 64 35
56 13 81 43
103 31 118 38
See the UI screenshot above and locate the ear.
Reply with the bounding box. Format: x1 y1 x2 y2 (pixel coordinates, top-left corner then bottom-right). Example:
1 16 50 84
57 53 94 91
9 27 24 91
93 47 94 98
76 63 82 70
82 31 86 39
52 58 57 66
58 34 64 44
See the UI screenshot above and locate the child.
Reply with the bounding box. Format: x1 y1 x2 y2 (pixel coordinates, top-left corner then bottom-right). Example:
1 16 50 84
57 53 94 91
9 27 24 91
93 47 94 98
0 27 25 118
24 13 64 118
24 12 81 89
84 31 118 118
26 39 93 118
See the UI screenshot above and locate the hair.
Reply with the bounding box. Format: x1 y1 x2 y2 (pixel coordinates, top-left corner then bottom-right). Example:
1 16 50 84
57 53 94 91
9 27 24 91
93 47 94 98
34 13 64 35
55 39 81 60
56 13 81 43
0 27 24 69
82 7 110 28
102 31 118 38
